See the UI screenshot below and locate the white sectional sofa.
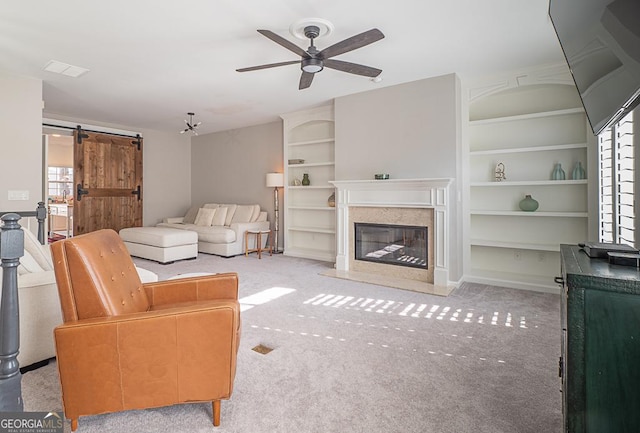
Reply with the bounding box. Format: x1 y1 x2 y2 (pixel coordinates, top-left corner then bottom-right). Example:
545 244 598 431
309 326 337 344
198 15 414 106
157 203 270 257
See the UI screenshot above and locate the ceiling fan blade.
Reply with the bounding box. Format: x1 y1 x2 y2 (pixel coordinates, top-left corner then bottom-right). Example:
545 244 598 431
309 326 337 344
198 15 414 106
319 28 385 60
323 59 382 77
257 29 309 58
236 60 300 72
299 72 314 90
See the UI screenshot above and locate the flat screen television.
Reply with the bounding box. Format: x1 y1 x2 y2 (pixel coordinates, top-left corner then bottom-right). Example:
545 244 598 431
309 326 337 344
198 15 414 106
549 0 640 135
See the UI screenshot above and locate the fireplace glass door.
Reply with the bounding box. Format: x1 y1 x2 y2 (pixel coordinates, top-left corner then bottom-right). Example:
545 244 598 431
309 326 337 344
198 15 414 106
354 223 427 269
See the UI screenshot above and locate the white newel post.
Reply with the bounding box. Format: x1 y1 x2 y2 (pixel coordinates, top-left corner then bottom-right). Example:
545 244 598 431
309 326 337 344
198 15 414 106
329 178 453 287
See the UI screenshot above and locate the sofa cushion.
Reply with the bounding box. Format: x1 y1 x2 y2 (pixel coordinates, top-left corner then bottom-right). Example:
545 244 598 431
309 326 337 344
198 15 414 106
190 225 236 244
219 204 237 226
256 211 268 222
183 205 201 225
232 205 256 224
194 208 217 226
212 207 227 226
203 203 219 209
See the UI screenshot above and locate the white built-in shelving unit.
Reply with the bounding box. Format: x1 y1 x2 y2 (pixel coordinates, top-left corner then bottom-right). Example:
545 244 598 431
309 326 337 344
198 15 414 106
466 79 595 293
280 105 336 262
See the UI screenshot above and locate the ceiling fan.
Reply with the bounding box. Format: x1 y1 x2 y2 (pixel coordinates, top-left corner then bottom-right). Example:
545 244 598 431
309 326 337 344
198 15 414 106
237 26 385 90
180 112 201 135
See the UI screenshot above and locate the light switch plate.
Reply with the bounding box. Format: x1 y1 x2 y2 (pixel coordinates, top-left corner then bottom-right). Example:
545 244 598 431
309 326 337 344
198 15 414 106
8 190 29 200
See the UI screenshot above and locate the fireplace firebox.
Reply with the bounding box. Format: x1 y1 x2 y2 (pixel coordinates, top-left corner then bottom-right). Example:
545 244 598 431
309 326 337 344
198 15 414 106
354 223 428 269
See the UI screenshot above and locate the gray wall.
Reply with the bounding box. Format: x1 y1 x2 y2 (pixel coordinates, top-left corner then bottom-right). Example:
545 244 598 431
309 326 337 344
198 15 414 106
335 73 459 180
0 71 43 212
335 73 462 280
190 121 283 243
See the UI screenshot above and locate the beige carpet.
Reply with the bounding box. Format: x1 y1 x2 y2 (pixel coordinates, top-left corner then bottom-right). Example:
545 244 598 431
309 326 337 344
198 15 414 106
22 253 562 432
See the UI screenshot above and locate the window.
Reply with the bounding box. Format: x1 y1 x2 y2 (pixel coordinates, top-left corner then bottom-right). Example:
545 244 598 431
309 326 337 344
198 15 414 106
598 109 636 246
48 166 73 200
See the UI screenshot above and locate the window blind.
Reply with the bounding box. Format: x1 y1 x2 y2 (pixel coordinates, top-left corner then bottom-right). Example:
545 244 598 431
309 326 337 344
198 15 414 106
599 110 636 246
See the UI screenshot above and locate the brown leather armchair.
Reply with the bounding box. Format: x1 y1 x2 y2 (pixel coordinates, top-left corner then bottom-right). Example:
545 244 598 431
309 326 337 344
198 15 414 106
50 229 240 431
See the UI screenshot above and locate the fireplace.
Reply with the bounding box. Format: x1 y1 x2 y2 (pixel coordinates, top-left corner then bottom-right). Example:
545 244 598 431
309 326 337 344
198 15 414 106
328 178 453 294
354 223 427 269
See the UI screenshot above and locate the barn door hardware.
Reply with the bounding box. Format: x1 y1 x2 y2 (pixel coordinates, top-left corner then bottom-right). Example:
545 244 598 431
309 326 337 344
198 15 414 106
75 125 89 144
131 134 142 151
76 184 89 201
131 185 141 201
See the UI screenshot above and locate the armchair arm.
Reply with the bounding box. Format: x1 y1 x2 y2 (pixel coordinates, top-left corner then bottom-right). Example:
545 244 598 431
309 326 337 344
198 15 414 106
162 216 184 224
54 301 240 419
144 272 239 307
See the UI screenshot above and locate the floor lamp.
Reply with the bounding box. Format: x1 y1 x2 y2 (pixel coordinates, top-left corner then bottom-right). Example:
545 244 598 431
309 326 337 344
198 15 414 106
266 173 284 253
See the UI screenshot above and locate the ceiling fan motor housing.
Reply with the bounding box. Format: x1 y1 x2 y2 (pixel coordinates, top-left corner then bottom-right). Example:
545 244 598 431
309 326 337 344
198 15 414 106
304 26 321 40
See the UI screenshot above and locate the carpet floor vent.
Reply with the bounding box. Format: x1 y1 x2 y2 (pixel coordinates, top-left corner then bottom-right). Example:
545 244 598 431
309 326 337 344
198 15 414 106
252 344 274 355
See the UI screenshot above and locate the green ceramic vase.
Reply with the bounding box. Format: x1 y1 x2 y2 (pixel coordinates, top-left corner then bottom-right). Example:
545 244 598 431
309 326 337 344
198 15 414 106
519 194 539 212
302 173 310 186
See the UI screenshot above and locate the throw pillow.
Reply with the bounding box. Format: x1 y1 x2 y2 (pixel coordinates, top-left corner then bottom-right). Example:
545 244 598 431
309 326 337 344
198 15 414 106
212 207 228 226
183 205 201 225
194 208 217 226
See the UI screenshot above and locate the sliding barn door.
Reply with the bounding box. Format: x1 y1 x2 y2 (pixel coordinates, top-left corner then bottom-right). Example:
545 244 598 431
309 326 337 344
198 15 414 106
73 128 143 235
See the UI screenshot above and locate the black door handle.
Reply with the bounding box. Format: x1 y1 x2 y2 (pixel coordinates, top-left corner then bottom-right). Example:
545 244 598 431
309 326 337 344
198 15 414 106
76 184 89 201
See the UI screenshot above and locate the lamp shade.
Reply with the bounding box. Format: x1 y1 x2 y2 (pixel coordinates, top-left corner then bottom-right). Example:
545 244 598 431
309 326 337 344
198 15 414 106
266 173 284 188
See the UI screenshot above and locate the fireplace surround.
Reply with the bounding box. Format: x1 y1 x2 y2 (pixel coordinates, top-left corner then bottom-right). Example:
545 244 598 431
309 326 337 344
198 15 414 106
328 178 452 295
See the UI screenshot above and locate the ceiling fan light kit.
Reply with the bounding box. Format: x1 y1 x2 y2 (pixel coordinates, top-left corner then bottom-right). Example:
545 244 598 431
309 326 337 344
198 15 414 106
236 20 384 90
180 112 201 135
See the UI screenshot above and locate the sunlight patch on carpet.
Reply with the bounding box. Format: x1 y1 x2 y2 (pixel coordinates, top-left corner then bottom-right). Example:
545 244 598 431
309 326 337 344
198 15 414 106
240 286 296 312
303 293 529 329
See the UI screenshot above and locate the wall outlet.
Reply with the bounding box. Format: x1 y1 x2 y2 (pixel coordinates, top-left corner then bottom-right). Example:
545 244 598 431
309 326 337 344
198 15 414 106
538 252 545 262
513 250 522 261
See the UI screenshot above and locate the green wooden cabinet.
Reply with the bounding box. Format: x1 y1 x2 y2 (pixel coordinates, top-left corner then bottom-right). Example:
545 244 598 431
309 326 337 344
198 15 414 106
560 245 640 432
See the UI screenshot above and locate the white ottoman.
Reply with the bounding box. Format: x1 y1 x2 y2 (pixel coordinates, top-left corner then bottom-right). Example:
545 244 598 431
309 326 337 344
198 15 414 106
119 227 198 264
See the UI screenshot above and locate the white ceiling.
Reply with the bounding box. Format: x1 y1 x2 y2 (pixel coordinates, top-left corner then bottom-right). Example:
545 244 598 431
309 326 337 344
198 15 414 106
0 0 566 135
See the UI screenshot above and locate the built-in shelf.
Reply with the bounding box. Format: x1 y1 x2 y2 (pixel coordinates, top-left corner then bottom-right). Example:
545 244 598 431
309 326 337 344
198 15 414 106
288 185 335 190
289 206 336 211
470 142 587 156
469 107 584 126
287 162 335 168
467 78 591 293
470 238 561 251
281 105 336 263
471 179 587 187
288 138 335 146
471 210 588 218
289 226 336 234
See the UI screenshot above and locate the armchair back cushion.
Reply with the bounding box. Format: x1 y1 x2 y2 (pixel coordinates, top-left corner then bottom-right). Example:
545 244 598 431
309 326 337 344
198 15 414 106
51 229 150 321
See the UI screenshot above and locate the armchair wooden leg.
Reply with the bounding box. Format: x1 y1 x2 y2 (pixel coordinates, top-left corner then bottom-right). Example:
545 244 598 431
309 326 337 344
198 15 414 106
71 419 78 431
212 400 221 426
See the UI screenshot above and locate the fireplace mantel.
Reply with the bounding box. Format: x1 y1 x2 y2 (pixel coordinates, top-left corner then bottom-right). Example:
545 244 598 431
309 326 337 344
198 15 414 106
329 178 453 288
